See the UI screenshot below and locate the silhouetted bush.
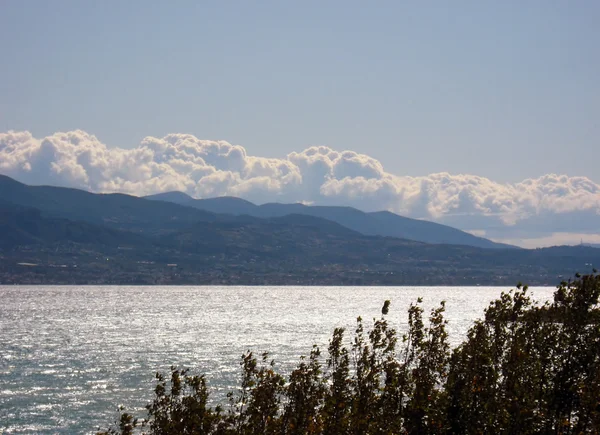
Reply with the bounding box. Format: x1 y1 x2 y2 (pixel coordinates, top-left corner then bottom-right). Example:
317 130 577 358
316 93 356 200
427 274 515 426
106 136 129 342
99 272 600 434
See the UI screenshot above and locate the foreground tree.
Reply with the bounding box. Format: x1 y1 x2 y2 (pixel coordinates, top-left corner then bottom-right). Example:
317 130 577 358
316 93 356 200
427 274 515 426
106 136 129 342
446 273 600 433
99 272 600 434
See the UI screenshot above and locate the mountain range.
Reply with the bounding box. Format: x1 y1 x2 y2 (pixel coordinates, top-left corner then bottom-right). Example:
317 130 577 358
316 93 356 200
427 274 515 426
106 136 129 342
145 191 515 249
0 174 598 286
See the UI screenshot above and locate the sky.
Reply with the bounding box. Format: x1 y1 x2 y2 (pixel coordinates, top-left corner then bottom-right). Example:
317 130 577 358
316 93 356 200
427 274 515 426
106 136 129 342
1 1 599 247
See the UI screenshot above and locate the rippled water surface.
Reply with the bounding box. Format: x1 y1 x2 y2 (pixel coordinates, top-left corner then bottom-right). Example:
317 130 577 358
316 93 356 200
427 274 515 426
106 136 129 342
0 285 555 434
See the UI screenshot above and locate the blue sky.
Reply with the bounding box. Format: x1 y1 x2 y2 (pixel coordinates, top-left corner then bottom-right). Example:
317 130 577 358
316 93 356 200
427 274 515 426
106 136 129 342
1 1 598 182
2 1 600 247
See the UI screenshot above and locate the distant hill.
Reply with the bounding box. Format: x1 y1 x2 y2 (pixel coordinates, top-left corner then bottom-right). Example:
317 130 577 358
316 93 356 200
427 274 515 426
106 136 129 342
0 202 150 249
159 213 388 264
145 191 516 249
147 192 258 216
1 204 597 286
0 175 370 241
1 175 599 286
0 175 219 234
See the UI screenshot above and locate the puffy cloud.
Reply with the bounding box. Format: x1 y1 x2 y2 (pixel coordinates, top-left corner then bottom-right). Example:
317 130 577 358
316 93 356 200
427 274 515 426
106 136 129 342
1 129 600 246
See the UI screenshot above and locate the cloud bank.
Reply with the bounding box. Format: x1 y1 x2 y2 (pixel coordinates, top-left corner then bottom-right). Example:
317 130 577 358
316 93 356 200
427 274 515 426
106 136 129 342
2 130 599 247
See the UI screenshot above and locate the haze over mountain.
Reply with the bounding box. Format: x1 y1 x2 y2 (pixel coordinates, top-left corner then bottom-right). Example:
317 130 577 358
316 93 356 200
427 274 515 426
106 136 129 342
146 191 515 249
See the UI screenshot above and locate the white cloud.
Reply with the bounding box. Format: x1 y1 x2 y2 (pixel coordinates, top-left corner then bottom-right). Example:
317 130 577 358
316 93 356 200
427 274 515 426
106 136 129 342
1 129 600 246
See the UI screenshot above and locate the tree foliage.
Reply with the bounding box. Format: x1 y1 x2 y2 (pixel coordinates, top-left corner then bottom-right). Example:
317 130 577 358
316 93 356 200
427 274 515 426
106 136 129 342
99 273 600 434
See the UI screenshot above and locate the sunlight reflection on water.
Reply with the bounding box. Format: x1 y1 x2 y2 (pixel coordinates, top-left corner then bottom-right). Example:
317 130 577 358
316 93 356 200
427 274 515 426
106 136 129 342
0 285 555 434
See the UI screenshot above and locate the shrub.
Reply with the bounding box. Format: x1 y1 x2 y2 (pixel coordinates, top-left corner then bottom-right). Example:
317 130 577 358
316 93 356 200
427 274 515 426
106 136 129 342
99 273 600 434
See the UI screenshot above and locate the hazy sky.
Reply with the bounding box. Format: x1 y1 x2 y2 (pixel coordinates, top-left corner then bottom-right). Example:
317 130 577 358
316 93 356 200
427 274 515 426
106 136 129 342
1 1 598 182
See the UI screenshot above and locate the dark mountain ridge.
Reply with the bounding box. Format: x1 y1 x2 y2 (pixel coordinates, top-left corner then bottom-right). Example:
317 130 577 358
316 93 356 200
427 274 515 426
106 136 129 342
0 175 221 234
0 203 150 249
2 175 598 286
0 175 510 249
145 191 515 249
1 200 597 286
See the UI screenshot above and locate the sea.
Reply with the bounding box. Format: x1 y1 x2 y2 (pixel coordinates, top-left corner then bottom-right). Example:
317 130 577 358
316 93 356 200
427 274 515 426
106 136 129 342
0 285 556 434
